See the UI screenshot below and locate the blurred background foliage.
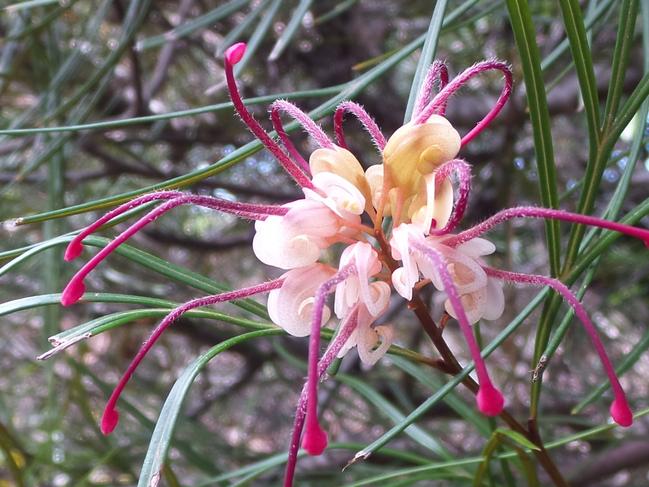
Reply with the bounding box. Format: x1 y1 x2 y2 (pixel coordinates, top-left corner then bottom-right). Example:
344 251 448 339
1 0 649 485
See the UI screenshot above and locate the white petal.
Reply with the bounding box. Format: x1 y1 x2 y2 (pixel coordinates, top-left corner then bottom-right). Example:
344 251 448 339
253 221 320 269
428 244 488 295
358 324 394 366
307 172 366 217
267 264 336 336
456 238 496 259
482 278 505 321
444 288 486 325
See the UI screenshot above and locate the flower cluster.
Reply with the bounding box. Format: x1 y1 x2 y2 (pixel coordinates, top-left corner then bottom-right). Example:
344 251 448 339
55 42 649 485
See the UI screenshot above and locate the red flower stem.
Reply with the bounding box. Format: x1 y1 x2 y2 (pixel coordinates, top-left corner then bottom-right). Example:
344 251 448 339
100 279 284 435
302 265 356 455
415 60 512 146
483 266 633 427
61 195 282 306
224 43 315 189
446 206 649 248
412 240 504 416
412 61 449 119
284 307 360 487
270 100 334 171
429 159 472 235
64 191 286 261
333 101 387 150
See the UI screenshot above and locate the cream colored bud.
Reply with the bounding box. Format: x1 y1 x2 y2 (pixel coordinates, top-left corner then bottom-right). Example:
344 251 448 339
383 117 460 196
310 146 372 210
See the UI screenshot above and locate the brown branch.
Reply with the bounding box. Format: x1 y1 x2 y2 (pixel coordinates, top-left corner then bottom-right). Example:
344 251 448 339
113 0 147 115
569 441 649 487
145 0 195 101
142 229 253 251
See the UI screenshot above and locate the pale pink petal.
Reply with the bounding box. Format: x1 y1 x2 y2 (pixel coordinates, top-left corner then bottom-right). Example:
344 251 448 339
283 199 342 238
390 224 423 300
267 264 337 336
427 244 488 295
253 217 321 269
253 200 343 269
482 278 505 321
356 306 394 366
391 267 415 300
305 172 366 218
456 238 496 259
444 288 486 325
336 304 394 364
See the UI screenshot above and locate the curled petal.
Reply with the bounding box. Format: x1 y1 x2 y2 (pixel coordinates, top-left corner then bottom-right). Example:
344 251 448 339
365 164 388 214
267 264 337 336
306 172 366 218
411 239 504 416
482 278 505 321
358 324 394 366
253 201 342 269
253 218 321 269
409 173 453 234
391 267 416 301
337 303 393 364
456 238 496 258
444 288 486 325
308 147 372 213
389 224 423 300
422 244 488 295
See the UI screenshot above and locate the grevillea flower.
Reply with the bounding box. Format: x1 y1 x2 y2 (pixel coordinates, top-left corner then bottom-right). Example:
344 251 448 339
53 41 649 485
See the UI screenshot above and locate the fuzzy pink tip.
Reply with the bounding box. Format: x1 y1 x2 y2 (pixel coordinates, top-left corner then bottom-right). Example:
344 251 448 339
302 423 328 456
225 42 246 65
60 280 85 307
610 397 633 427
476 384 505 416
64 240 83 261
101 407 119 435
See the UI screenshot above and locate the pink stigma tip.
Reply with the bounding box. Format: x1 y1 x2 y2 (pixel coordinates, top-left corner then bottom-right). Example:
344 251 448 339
610 398 633 427
476 385 505 417
101 408 119 435
225 42 246 65
64 241 83 261
61 280 85 307
302 424 328 456
643 239 649 249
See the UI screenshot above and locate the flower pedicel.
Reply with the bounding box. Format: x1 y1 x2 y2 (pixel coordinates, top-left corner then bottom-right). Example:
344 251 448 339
53 42 648 484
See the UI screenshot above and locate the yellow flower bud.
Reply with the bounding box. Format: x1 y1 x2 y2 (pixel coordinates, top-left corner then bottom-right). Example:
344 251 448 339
382 115 460 197
309 146 372 208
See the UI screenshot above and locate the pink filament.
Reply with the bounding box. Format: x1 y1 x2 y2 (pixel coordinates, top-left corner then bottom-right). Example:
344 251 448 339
61 194 283 306
270 100 334 170
483 266 633 427
411 240 504 416
303 265 356 455
412 60 449 119
415 60 512 146
430 159 472 235
284 307 360 487
64 191 287 262
224 43 315 189
100 278 284 435
446 206 649 248
333 101 387 150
